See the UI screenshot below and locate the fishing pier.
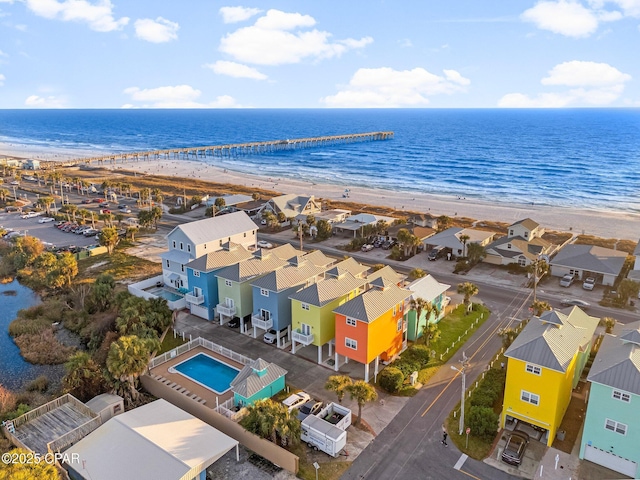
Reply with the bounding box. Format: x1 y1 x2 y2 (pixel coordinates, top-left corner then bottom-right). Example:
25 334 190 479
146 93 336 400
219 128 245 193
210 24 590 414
43 131 394 168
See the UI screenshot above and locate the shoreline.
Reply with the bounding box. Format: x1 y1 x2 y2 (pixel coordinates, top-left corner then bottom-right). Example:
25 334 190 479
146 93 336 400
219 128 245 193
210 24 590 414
2 143 639 241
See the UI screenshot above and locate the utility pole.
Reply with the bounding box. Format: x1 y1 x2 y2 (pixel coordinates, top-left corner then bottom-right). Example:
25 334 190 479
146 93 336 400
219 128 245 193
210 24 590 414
299 223 304 250
451 352 469 435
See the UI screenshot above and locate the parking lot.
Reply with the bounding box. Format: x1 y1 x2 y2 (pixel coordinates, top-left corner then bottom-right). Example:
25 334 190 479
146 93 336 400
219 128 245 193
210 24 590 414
0 211 99 248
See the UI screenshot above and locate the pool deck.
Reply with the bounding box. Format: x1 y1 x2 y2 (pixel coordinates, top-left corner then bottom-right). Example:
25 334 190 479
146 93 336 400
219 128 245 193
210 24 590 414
150 346 242 408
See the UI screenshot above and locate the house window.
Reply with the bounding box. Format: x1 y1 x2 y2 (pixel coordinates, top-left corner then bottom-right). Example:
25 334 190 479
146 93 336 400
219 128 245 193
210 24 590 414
507 243 512 249
301 303 310 311
172 241 176 248
612 390 631 403
399 303 403 312
525 364 541 375
204 244 207 250
393 306 397 315
518 258 526 267
397 318 403 332
345 338 357 349
346 317 357 327
605 419 627 435
509 229 514 236
301 323 311 335
180 242 183 250
181 265 184 272
187 244 191 252
166 260 170 268
225 279 232 287
260 288 269 297
244 232 247 237
220 240 223 246
193 270 200 278
521 390 539 406
524 232 529 239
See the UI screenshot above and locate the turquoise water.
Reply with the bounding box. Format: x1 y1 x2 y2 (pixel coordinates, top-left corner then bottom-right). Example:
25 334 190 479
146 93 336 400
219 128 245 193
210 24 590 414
145 286 183 302
173 353 239 394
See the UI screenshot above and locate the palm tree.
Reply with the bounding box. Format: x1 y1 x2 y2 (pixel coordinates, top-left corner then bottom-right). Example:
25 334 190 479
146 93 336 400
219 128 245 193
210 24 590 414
457 282 479 313
618 279 640 306
499 328 518 349
66 204 78 222
78 208 90 225
410 297 428 341
0 187 10 202
530 299 551 317
325 375 353 403
459 234 470 257
106 335 156 406
422 322 441 347
62 352 107 402
600 317 616 334
140 188 151 209
347 380 378 426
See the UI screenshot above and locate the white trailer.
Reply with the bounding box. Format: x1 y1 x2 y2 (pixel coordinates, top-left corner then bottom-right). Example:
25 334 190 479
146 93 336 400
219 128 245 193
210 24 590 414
300 403 351 457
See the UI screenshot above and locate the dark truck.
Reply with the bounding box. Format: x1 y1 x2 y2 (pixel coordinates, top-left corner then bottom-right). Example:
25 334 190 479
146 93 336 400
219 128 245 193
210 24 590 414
501 431 529 466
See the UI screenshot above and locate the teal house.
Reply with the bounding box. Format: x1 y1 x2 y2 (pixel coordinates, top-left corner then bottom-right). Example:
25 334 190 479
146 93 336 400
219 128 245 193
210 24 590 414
230 358 287 407
404 274 450 342
579 320 640 479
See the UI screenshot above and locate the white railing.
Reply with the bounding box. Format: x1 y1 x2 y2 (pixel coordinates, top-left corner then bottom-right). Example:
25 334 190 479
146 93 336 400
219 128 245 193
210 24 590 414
292 329 314 346
149 336 254 369
251 315 273 330
216 304 236 317
185 292 204 305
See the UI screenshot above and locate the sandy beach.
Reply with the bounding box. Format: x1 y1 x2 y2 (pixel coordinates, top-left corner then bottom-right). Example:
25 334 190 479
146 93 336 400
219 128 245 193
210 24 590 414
102 158 639 241
2 142 638 241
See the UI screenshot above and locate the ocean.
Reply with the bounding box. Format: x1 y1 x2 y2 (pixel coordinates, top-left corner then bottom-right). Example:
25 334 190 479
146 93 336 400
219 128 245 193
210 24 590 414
1 109 639 212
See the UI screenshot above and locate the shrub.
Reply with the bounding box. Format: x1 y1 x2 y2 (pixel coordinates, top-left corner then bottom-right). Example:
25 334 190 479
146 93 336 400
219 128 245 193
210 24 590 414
403 345 430 368
379 367 404 393
469 389 497 408
26 375 49 393
393 359 421 378
467 406 499 441
13 330 76 365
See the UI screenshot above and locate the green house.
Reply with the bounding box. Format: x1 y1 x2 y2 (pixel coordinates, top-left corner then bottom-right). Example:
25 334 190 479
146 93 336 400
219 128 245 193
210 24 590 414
404 274 450 342
230 358 287 407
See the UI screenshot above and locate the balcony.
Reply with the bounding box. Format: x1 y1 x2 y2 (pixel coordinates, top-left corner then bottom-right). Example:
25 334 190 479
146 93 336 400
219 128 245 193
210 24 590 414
185 292 204 305
251 314 273 330
216 303 236 317
292 329 314 346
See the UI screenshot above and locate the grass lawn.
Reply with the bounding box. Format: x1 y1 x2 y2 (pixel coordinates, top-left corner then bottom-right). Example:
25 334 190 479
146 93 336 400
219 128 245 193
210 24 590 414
416 304 490 385
77 249 161 282
290 443 351 480
157 332 187 355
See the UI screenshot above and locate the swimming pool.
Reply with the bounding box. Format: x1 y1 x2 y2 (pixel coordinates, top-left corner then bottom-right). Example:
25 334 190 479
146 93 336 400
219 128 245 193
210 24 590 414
144 286 183 302
171 353 240 394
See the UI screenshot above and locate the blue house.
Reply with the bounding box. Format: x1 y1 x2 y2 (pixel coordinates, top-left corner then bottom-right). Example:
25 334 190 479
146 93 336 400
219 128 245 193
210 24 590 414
230 358 288 407
405 274 450 342
250 253 332 347
184 242 253 321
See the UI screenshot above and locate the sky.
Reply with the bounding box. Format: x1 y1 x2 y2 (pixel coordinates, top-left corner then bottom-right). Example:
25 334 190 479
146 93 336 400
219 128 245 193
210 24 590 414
0 0 638 108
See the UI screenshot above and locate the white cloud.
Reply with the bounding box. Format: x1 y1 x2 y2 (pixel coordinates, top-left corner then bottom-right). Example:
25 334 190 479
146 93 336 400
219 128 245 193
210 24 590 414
134 17 179 43
204 60 267 80
24 94 67 108
0 74 5 86
321 67 471 108
498 60 631 107
521 1 599 37
123 84 242 108
219 6 262 24
398 38 413 48
219 9 373 66
25 0 129 32
541 60 631 86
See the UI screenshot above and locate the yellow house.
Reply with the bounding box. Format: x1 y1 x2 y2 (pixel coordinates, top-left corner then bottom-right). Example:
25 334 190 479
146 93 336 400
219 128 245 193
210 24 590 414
289 258 368 364
501 307 598 446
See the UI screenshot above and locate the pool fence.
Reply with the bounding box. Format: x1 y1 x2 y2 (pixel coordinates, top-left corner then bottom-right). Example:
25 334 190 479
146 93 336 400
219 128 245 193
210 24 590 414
149 335 254 370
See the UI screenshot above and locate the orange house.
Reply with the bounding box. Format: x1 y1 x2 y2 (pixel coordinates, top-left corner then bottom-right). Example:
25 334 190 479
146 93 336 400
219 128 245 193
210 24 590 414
333 278 412 382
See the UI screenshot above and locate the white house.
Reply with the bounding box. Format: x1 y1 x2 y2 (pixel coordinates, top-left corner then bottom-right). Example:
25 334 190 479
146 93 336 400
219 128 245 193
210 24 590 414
161 211 257 290
484 218 556 267
550 244 628 286
258 194 321 220
628 239 640 282
423 227 495 257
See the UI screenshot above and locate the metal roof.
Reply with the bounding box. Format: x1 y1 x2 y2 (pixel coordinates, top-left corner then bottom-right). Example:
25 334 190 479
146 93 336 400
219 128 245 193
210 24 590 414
551 244 627 275
367 265 405 285
505 307 599 372
167 211 256 246
407 274 450 302
161 249 193 264
250 260 325 292
509 218 540 230
422 227 494 249
185 243 253 272
215 253 289 283
333 283 412 323
325 258 368 278
230 359 288 399
289 272 367 307
300 250 335 268
588 321 640 396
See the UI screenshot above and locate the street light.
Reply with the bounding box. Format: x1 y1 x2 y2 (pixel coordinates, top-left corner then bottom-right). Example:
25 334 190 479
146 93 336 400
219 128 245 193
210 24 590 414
451 356 469 436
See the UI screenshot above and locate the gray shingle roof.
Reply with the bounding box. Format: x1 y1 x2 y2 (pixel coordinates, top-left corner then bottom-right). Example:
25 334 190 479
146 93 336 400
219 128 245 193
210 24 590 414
333 283 412 323
486 236 551 261
289 272 367 307
250 260 325 292
509 218 540 230
505 307 599 372
588 321 640 396
230 358 287 399
185 243 253 272
167 211 256 246
551 244 627 275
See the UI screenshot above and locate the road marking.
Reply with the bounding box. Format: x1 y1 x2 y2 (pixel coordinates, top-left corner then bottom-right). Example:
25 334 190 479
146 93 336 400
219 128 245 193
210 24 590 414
457 469 482 480
453 454 468 470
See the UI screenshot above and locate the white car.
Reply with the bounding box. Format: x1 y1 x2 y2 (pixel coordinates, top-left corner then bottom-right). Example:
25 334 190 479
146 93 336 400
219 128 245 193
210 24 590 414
21 212 38 219
38 217 55 223
582 277 596 291
282 392 311 412
10 180 19 185
559 274 575 287
257 240 273 249
361 244 374 252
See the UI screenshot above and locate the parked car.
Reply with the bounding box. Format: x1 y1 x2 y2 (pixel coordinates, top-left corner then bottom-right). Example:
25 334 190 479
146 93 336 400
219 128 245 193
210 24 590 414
10 180 19 185
361 244 374 252
117 205 132 213
263 328 288 345
427 246 445 261
92 198 104 203
582 277 596 291
373 239 384 248
257 240 273 249
38 217 55 223
297 400 323 421
82 199 92 204
83 228 99 237
560 298 591 309
227 318 240 329
559 274 575 287
501 431 529 466
282 392 311 412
